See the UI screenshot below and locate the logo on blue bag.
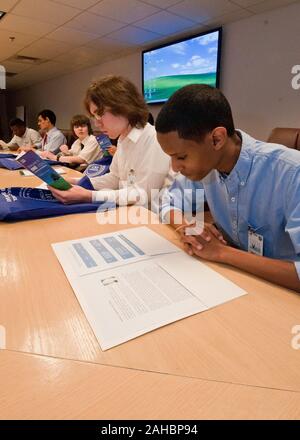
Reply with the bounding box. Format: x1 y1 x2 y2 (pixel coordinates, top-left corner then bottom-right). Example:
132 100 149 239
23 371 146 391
85 163 106 178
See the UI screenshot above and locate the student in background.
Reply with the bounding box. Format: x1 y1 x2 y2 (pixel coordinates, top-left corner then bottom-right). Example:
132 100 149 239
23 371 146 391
41 114 102 166
0 118 41 150
49 75 170 206
156 84 300 292
21 109 66 155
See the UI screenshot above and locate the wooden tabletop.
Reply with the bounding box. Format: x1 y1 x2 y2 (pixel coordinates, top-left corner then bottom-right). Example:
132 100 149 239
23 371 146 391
1 168 300 419
1 349 300 420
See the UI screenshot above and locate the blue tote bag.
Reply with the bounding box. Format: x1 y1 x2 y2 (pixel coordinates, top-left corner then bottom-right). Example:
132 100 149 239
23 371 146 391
0 153 18 159
0 158 24 170
0 186 115 222
0 153 114 221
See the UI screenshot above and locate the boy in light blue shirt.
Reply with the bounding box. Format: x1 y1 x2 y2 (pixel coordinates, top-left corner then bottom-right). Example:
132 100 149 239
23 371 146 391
156 84 300 292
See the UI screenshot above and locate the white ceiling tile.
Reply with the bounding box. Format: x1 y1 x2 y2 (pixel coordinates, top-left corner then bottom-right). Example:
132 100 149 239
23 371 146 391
0 13 58 37
0 59 32 73
0 28 37 60
18 38 75 59
102 47 136 60
89 0 160 25
6 58 93 89
54 45 106 64
73 45 113 61
203 7 253 27
229 0 297 7
54 44 136 69
0 45 22 62
66 11 125 36
168 0 240 23
85 36 134 52
30 61 77 81
245 0 299 13
166 21 209 36
141 0 184 7
72 59 98 68
135 10 196 36
0 0 19 12
28 60 72 77
51 0 100 9
11 0 81 25
47 27 100 45
54 50 88 64
54 54 96 69
229 0 265 6
3 0 298 91
108 25 161 44
0 27 37 45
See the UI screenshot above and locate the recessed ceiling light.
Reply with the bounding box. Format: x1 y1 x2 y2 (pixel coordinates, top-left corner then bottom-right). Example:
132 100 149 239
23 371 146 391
0 11 6 20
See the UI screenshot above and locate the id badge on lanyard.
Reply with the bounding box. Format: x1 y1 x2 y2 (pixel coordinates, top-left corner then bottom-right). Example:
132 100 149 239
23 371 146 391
248 228 264 256
127 168 136 185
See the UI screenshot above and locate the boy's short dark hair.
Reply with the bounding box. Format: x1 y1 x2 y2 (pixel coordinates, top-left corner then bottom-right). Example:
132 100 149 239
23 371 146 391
38 109 56 125
70 114 92 135
155 84 235 141
9 118 25 127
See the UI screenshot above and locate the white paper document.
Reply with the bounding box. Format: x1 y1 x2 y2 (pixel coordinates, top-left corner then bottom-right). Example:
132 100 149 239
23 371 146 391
52 226 180 276
52 227 247 350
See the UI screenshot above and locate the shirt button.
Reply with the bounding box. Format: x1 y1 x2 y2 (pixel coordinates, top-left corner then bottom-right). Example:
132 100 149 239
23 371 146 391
231 197 236 202
240 181 245 186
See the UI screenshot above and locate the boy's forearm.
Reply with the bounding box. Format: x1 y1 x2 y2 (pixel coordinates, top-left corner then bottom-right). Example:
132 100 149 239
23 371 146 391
164 209 193 231
167 208 213 229
221 246 300 292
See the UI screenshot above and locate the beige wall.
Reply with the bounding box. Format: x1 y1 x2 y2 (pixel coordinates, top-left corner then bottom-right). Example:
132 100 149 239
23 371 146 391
8 2 300 140
0 90 9 139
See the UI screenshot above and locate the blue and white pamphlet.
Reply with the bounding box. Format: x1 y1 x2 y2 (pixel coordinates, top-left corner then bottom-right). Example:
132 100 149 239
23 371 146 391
96 134 112 157
16 150 71 190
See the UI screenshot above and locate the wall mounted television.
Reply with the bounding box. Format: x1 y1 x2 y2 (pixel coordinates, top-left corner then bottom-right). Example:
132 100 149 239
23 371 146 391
142 27 222 105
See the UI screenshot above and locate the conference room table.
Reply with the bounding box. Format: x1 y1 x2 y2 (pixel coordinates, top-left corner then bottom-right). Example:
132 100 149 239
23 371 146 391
0 161 300 419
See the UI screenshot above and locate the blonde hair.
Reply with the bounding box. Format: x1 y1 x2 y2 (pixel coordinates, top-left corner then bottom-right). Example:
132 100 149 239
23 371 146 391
84 75 149 128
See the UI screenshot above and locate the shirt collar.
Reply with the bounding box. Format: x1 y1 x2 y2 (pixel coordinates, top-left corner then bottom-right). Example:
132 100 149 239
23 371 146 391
219 129 254 185
47 126 57 136
79 135 89 146
22 127 29 138
125 125 145 144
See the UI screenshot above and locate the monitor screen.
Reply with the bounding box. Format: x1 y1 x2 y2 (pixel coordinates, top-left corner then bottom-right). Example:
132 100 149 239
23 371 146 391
142 28 222 104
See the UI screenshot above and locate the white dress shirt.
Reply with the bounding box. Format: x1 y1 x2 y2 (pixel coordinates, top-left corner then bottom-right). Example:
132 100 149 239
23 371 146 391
69 135 102 164
90 123 170 206
6 127 41 147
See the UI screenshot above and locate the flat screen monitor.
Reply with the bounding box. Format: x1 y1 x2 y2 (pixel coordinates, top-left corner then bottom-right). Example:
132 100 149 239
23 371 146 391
142 27 222 104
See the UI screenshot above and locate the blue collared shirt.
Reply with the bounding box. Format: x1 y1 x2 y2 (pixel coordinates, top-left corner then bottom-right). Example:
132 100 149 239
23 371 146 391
161 130 300 279
36 127 66 154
